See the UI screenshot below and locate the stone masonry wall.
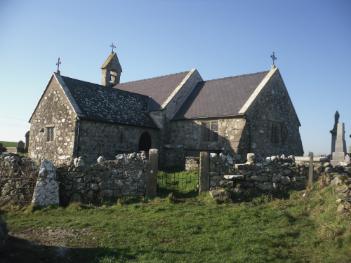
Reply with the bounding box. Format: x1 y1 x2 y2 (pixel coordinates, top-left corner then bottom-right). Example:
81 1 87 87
245 70 304 158
57 153 150 205
29 76 77 165
0 152 154 207
165 118 248 167
0 154 39 206
207 154 321 198
77 120 160 164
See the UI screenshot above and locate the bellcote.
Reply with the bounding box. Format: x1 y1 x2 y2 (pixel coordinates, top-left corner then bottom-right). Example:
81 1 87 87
101 52 122 87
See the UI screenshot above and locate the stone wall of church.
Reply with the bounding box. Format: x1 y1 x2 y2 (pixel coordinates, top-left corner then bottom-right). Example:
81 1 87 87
28 77 77 165
245 70 304 158
162 118 249 168
77 120 160 164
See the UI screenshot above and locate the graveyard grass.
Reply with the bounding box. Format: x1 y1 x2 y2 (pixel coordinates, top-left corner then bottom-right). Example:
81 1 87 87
2 174 351 263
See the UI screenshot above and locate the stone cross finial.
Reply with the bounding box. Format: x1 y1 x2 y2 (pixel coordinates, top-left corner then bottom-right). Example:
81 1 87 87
110 42 116 53
56 57 61 74
270 51 277 67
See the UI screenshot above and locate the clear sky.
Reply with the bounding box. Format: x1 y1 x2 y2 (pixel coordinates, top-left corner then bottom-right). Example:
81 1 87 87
0 0 350 155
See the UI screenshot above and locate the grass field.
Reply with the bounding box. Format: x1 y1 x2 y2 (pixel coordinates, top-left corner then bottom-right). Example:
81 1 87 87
0 141 17 147
1 178 351 262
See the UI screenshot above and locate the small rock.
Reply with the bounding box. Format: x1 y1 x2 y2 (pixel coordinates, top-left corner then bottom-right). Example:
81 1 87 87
209 188 231 203
331 176 344 186
223 174 244 180
73 156 85 168
97 156 105 164
337 203 346 214
256 182 273 191
246 153 255 164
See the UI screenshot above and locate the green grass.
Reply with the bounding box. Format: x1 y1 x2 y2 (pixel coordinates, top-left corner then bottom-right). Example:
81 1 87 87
0 141 17 147
157 171 198 197
2 184 351 263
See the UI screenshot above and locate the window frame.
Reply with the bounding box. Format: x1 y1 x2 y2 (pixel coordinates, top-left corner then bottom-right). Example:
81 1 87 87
46 126 55 142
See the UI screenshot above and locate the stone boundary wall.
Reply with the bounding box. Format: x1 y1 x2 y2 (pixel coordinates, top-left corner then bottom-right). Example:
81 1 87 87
203 153 324 200
0 150 158 207
57 152 153 205
320 167 351 214
0 154 38 206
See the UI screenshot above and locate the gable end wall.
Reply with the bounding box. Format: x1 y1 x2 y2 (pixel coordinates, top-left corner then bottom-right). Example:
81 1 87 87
28 78 77 165
245 71 304 157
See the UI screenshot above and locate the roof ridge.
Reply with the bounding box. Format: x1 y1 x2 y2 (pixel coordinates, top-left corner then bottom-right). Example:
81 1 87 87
60 75 153 100
116 70 191 86
204 70 269 83
60 75 104 87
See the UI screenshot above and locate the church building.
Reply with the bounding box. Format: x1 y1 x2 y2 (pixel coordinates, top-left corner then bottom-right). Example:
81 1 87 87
28 49 303 168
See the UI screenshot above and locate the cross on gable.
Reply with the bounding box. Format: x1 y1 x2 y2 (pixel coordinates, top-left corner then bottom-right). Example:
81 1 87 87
270 52 277 67
56 57 61 74
110 42 116 53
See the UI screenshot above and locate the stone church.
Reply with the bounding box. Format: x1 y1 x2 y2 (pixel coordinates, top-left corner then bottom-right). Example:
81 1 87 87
28 50 303 168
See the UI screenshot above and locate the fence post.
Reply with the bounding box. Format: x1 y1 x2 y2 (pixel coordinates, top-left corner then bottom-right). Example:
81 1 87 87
146 149 158 197
307 152 314 189
199 151 210 193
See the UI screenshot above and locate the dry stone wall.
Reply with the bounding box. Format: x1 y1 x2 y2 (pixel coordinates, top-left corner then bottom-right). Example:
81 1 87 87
0 151 156 207
0 154 38 206
57 152 151 205
207 154 322 201
320 165 351 214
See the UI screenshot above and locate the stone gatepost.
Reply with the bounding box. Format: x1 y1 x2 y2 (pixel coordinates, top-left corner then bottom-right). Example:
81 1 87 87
146 149 158 197
199 151 210 193
32 160 59 207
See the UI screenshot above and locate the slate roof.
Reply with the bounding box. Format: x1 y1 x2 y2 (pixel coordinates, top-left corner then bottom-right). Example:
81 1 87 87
115 71 190 109
174 71 269 120
59 75 157 128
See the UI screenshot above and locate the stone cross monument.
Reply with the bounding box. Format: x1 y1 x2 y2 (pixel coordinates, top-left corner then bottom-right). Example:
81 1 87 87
330 111 339 154
331 122 347 166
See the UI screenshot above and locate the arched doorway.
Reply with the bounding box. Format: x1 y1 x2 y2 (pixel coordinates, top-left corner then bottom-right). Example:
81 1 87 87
138 132 152 151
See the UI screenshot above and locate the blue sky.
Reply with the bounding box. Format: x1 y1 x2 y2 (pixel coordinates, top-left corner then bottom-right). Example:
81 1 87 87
0 0 350 154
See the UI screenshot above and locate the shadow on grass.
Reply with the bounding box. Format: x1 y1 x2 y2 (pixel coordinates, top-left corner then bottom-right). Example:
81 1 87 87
0 236 135 263
1 235 192 263
157 187 198 199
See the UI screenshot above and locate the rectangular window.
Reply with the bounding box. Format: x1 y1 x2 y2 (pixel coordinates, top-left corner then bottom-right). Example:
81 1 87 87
46 127 54 142
271 123 280 144
201 120 218 142
270 122 288 144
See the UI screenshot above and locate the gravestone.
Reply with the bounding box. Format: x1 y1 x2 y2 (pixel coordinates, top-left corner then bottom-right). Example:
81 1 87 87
24 131 30 152
331 122 347 166
330 111 339 154
16 140 25 153
31 160 59 207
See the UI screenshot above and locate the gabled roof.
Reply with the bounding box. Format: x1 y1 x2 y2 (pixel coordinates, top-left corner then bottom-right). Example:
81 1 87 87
115 71 190 110
57 74 157 128
101 52 122 71
174 70 269 120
